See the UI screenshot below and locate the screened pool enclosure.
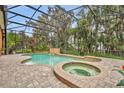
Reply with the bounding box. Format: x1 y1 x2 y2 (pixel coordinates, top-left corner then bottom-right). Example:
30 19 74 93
1 5 124 58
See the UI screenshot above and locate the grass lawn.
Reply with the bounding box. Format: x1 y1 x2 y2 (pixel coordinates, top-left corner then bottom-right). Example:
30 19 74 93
63 50 124 60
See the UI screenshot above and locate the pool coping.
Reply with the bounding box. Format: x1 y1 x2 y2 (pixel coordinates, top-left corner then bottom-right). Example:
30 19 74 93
57 54 102 62
19 53 123 88
54 61 107 88
20 53 106 88
18 54 54 69
21 53 102 64
1 54 123 88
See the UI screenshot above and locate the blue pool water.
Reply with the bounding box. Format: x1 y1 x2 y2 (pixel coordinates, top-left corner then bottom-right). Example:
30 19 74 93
25 54 84 66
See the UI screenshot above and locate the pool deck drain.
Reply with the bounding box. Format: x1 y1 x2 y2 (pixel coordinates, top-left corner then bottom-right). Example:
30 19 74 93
0 54 124 88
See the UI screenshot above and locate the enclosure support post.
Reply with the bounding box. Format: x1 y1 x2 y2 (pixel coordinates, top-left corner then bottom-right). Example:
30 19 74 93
0 5 7 55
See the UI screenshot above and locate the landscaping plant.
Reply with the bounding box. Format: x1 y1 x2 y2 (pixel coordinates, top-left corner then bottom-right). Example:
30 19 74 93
113 65 124 86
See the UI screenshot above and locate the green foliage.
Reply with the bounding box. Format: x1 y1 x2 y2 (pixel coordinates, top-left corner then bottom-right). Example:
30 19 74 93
70 28 78 33
118 45 124 51
61 49 124 60
35 43 49 51
61 49 80 56
85 52 124 60
78 19 88 27
117 79 124 86
113 69 124 86
117 70 124 77
7 32 20 48
7 6 124 56
16 49 32 53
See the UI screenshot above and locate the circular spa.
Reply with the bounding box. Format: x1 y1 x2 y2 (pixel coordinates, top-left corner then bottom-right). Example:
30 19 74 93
63 62 101 76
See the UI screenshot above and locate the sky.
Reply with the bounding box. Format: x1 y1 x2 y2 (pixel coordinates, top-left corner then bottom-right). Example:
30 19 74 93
7 5 80 36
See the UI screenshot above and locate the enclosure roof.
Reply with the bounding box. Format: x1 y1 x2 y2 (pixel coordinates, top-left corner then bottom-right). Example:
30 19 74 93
4 5 124 36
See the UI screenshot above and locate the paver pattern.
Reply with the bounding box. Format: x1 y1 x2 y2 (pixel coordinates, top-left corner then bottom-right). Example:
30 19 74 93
54 61 124 88
0 54 68 88
0 54 124 88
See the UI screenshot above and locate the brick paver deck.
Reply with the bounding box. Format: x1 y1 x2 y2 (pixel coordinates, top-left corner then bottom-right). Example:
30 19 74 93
0 54 68 88
0 54 124 88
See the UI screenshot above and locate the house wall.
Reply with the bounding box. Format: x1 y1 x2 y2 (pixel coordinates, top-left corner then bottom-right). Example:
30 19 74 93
0 6 5 55
0 28 2 55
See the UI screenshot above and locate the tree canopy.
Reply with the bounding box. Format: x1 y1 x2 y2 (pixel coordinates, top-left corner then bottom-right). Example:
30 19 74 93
7 5 124 58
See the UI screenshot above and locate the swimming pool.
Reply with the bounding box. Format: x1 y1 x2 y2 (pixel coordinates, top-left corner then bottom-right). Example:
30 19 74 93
24 54 85 66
